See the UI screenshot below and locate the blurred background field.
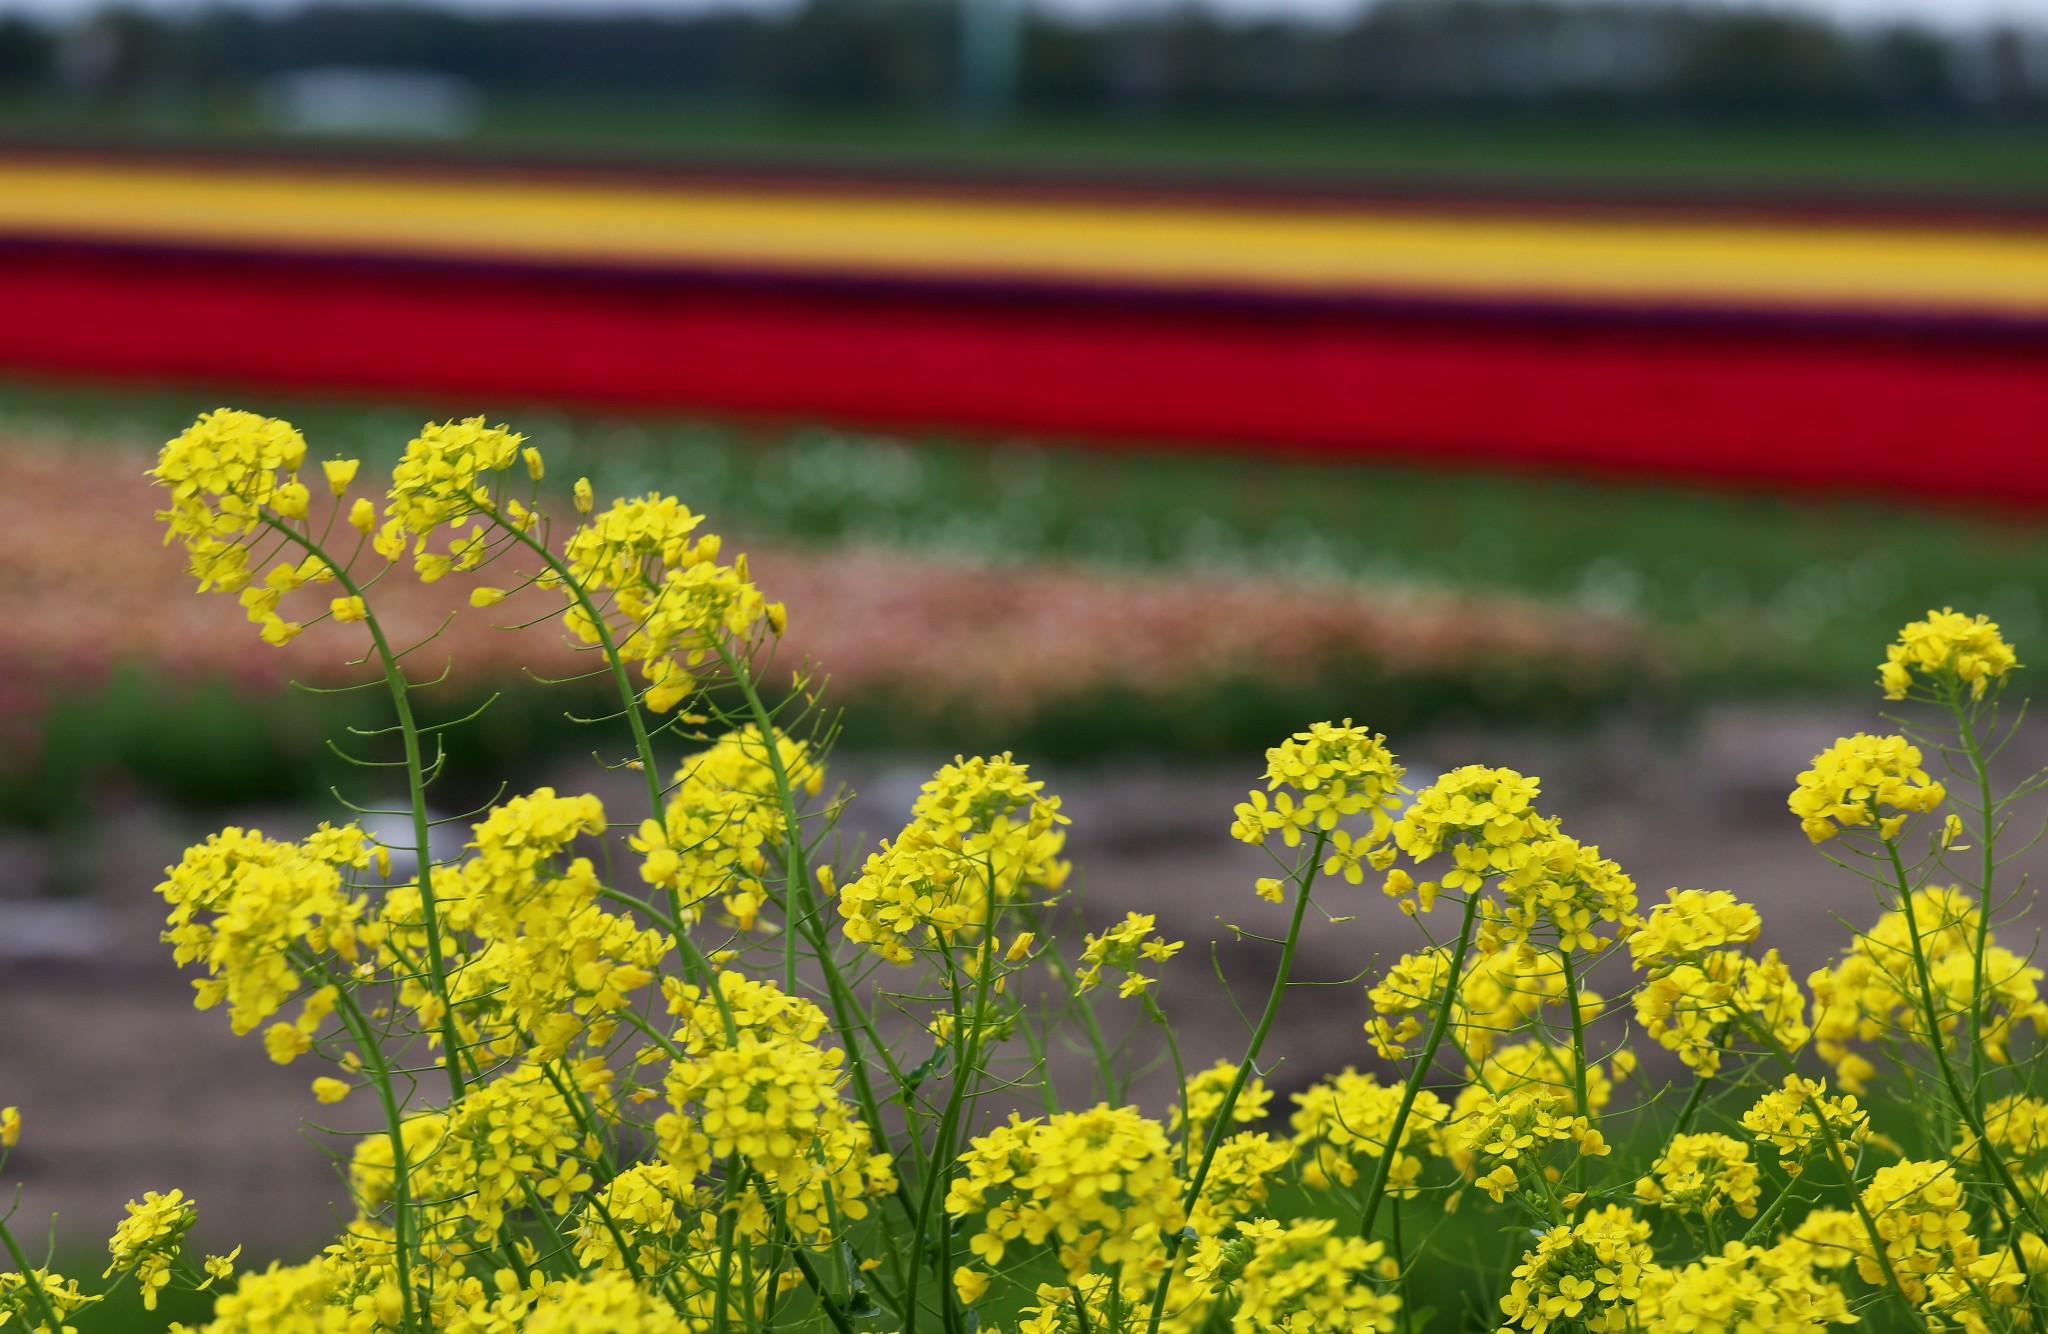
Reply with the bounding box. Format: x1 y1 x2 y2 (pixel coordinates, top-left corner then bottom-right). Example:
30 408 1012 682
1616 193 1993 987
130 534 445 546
1 0 2047 1315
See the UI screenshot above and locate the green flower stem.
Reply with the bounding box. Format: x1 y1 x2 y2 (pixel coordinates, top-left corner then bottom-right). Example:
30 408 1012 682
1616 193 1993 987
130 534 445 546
1143 829 1327 1334
0 1217 66 1334
903 858 1003 1334
1140 994 1192 1173
261 515 466 1101
1950 690 2003 1098
1665 1022 1731 1141
1740 1015 1929 1332
1881 832 2046 1239
1880 830 2048 1333
303 956 423 1333
1557 946 1597 1197
715 645 926 1173
1357 884 1484 1242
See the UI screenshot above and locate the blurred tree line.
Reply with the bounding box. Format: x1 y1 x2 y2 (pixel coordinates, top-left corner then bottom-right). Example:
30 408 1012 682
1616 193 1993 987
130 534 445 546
0 0 2041 126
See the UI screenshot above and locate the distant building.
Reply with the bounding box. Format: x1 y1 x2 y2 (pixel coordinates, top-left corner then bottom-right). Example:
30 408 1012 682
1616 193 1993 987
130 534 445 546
260 67 483 138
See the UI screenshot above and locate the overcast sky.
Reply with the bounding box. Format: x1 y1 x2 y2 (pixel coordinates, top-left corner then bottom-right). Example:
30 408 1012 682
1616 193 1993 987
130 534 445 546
3 0 2045 30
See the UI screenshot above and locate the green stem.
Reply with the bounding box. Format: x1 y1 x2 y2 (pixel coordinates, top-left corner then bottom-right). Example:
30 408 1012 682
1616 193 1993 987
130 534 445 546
1357 886 1484 1241
261 515 466 1101
1143 830 1326 1334
1557 947 1596 1199
1882 833 2046 1238
0 1218 65 1334
1953 691 2001 1099
1738 1014 1929 1331
308 958 424 1332
904 858 1003 1334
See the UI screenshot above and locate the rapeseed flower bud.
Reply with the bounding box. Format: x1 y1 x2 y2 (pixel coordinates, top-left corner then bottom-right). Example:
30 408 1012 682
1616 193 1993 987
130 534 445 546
320 458 358 496
1788 732 1944 843
0 1105 16 1148
1881 607 2018 700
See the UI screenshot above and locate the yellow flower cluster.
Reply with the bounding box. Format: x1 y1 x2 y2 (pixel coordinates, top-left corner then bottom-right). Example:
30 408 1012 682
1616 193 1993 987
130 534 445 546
1230 721 1404 857
658 971 895 1242
1289 1069 1444 1196
947 1104 1183 1281
157 823 372 1038
382 1064 591 1247
1636 1240 1856 1332
0 1269 98 1330
150 408 312 594
515 1271 699 1334
1855 1160 1982 1304
838 753 1068 963
1188 1133 1294 1235
572 1161 699 1276
557 493 783 712
1391 765 1542 869
1468 1040 1632 1118
1634 1133 1761 1220
1809 885 2048 1091
1076 911 1184 998
1367 945 1585 1063
1172 1060 1273 1144
1447 1085 1608 1204
1634 948 1808 1075
1381 766 1578 924
376 416 526 582
433 788 670 1060
1627 888 1761 968
632 728 820 930
1740 1075 1869 1168
1494 830 1638 953
1788 732 1946 843
1191 1218 1402 1334
104 1189 199 1310
1498 1205 1655 1333
1881 607 2019 701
